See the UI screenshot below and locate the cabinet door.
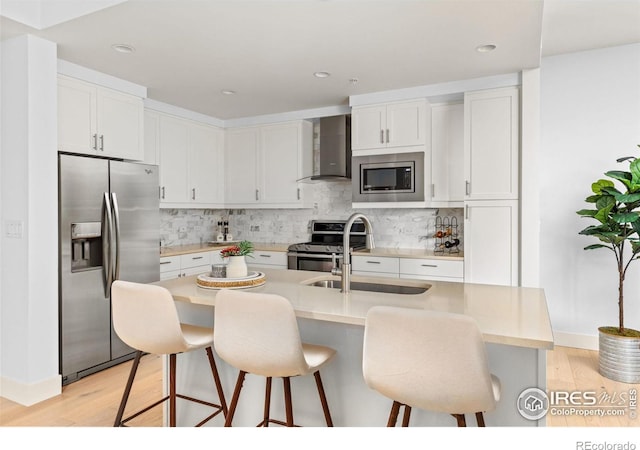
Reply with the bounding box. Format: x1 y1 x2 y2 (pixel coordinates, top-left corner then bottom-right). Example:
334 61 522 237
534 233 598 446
159 115 189 203
144 110 160 165
189 123 224 205
260 123 300 204
464 200 518 286
464 87 519 200
431 103 464 204
351 105 386 150
225 128 259 204
97 88 144 160
58 76 97 154
386 100 426 148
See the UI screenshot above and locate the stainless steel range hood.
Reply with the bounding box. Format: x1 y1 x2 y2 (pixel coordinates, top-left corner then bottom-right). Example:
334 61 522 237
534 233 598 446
311 115 351 181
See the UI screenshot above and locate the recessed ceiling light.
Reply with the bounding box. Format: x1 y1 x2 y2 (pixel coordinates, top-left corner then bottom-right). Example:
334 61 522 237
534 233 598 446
221 90 236 95
314 71 331 78
111 44 135 54
476 44 497 53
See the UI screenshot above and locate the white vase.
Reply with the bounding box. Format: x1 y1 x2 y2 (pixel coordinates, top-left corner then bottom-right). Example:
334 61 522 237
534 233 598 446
226 255 248 278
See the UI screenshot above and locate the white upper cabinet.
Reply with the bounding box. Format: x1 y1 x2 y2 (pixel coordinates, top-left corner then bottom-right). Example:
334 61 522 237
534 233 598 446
352 99 428 151
225 121 312 208
464 87 520 200
430 102 464 206
224 127 260 204
143 110 160 165
58 75 143 161
158 112 224 208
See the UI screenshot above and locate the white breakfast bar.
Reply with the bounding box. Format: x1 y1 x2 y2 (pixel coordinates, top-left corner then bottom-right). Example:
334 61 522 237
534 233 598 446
153 267 554 427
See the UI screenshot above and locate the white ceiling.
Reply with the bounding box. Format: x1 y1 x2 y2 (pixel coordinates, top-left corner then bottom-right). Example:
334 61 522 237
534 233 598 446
1 0 639 120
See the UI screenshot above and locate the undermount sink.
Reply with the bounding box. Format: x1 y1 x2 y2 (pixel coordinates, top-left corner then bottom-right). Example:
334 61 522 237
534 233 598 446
304 278 430 295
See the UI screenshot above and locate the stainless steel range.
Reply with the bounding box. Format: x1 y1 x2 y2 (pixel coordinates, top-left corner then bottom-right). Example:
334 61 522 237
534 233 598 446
287 220 368 272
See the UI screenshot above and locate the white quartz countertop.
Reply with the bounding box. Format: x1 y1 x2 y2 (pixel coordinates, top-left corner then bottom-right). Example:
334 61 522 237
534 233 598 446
154 268 553 350
160 242 290 256
353 247 463 260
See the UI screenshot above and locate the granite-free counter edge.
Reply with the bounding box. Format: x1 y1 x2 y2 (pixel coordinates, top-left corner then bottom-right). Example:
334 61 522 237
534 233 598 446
155 268 553 350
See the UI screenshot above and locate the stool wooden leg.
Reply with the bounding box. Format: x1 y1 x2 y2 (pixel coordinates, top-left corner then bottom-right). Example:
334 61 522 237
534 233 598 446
205 347 227 416
283 377 294 427
475 412 486 427
387 401 401 427
263 377 272 427
114 350 143 427
169 353 177 427
224 370 246 427
313 371 333 427
452 414 467 427
401 405 412 427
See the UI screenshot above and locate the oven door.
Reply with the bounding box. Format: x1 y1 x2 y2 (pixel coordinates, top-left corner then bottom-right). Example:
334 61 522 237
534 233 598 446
287 252 343 272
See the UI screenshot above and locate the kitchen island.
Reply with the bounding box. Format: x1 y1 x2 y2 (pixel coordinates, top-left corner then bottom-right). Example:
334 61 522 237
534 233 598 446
154 267 554 427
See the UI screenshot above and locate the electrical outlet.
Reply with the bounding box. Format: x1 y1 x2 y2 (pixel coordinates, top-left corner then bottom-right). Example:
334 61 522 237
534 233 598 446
194 226 201 231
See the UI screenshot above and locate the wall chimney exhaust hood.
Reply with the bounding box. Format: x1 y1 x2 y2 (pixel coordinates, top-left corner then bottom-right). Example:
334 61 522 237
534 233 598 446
309 115 352 181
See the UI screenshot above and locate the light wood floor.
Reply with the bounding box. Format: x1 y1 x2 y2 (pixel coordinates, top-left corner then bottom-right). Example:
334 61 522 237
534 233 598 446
1 347 638 427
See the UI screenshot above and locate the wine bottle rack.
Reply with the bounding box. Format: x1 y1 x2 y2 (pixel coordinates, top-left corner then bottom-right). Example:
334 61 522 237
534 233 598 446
433 215 460 254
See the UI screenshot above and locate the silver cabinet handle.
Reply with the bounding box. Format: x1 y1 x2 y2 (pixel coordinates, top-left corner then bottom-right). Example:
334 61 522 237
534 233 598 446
192 256 203 260
366 260 381 264
259 254 271 258
465 204 469 220
160 261 172 265
297 188 301 200
92 134 98 150
255 189 260 201
161 186 166 199
465 180 470 196
380 129 384 144
386 129 389 143
431 183 435 198
192 188 196 200
421 264 438 268
99 135 104 151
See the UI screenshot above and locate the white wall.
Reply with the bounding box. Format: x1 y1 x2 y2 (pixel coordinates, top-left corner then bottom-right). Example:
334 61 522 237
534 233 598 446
0 35 60 405
540 43 640 348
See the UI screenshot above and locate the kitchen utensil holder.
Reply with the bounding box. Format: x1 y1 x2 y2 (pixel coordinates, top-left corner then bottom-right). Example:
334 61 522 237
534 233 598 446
433 216 459 254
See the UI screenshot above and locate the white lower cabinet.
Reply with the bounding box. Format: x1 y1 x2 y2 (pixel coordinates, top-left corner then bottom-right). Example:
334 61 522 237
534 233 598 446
399 258 463 283
352 255 399 278
248 250 287 270
352 254 464 282
464 200 518 286
160 250 223 280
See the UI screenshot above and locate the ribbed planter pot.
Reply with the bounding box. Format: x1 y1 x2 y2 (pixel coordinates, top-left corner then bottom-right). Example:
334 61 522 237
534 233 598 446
599 327 640 384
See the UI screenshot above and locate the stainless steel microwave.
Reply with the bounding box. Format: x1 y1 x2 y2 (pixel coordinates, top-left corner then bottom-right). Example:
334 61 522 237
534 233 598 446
352 152 424 202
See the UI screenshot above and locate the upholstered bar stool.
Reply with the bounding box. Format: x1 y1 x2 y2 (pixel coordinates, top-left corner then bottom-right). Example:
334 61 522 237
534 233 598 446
111 280 227 427
363 306 501 427
214 289 336 427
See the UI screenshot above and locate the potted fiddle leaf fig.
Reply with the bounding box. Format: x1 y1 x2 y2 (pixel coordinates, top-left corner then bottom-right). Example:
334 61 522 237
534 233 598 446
577 145 640 383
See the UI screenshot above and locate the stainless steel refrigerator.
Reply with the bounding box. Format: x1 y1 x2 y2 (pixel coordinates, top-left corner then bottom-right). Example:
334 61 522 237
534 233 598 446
59 153 159 385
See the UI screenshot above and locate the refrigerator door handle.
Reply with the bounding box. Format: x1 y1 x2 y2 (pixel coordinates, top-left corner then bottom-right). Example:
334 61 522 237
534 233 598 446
102 192 114 297
111 192 121 281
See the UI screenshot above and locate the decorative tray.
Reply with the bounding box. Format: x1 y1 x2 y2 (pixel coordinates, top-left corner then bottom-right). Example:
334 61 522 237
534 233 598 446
196 271 266 290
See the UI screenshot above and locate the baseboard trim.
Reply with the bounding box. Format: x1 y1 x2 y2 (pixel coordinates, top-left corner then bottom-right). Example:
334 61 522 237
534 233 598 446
553 331 598 351
0 374 61 406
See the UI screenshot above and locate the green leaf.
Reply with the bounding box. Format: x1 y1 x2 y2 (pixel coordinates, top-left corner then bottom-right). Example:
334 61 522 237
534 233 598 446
600 186 622 197
585 195 600 203
605 170 632 189
615 192 640 203
596 195 616 210
584 244 612 251
630 158 640 187
612 212 640 223
592 179 614 194
577 209 598 217
594 203 615 223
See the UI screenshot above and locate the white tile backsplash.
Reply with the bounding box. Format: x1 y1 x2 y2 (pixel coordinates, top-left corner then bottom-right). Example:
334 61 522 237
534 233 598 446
160 181 463 251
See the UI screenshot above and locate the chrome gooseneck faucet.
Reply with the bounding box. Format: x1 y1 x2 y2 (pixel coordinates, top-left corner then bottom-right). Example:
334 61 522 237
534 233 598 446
331 212 375 293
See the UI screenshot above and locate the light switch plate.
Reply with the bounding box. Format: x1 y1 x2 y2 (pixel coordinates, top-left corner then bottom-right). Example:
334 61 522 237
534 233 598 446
5 220 24 238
